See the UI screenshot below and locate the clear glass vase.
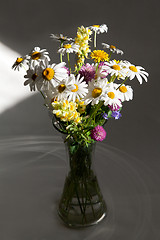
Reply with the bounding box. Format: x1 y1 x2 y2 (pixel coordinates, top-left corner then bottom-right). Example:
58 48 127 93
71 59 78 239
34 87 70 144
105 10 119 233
58 138 107 227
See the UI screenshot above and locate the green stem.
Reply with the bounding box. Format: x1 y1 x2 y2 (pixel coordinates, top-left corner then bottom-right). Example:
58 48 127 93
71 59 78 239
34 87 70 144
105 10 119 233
86 101 104 127
96 62 100 73
60 41 63 63
116 77 128 89
74 180 87 222
40 90 45 99
108 51 112 61
94 31 97 49
21 63 27 71
67 52 71 73
84 179 96 218
108 74 116 83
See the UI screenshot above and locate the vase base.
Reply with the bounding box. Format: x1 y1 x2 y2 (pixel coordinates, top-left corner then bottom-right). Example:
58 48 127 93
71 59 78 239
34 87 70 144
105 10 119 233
58 201 107 228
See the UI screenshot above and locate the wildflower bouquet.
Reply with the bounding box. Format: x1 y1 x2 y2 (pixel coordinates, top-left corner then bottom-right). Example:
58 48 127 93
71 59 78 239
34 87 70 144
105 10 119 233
12 24 148 145
12 24 149 227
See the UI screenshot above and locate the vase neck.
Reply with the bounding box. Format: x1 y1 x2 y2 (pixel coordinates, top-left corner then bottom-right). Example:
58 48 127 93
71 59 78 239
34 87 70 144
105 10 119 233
64 139 96 178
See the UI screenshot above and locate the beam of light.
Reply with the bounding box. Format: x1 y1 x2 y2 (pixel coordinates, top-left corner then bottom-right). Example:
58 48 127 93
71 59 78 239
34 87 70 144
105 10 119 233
0 42 33 114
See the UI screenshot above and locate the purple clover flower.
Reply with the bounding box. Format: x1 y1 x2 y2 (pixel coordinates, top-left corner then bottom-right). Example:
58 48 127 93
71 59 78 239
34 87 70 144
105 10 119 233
98 62 105 67
79 63 96 83
111 111 122 120
91 125 106 141
108 103 121 111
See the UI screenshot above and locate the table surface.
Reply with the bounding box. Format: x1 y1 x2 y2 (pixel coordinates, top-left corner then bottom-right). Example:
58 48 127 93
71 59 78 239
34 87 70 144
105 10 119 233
0 135 159 240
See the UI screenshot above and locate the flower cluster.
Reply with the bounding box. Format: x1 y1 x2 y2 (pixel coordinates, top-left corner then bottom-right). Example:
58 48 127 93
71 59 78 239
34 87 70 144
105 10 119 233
75 26 92 65
12 24 149 145
52 100 82 124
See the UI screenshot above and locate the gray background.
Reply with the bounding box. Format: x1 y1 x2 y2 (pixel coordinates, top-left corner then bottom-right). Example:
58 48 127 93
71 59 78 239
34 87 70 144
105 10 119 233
0 0 160 239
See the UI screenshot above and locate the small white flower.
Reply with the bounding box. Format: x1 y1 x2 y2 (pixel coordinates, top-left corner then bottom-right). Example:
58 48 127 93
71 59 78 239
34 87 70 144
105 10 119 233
39 62 68 90
102 43 124 55
50 33 74 42
51 77 74 101
58 43 79 55
116 84 133 102
101 60 126 78
24 65 41 91
28 47 50 67
66 74 88 102
121 61 149 84
12 56 28 71
89 24 108 34
102 82 122 106
84 78 108 105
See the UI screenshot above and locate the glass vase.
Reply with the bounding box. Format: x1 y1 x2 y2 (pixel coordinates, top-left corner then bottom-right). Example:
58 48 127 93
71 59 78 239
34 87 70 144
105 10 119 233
58 138 107 227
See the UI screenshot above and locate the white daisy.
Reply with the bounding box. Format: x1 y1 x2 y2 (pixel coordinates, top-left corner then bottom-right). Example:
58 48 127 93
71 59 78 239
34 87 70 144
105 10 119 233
66 74 88 102
51 77 74 101
50 33 74 42
101 60 126 78
24 65 41 91
89 24 108 34
28 47 50 67
121 61 149 84
116 84 133 102
58 43 79 55
84 78 108 105
39 62 68 90
102 43 124 55
102 82 122 106
12 56 29 71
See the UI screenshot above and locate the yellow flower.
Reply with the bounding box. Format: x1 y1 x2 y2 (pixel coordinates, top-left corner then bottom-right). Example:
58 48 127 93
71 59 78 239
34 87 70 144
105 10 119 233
91 50 109 62
75 26 92 65
52 100 82 123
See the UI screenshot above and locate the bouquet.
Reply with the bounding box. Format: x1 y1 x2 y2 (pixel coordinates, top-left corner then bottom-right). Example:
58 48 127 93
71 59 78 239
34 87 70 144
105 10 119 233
12 24 148 146
12 24 149 227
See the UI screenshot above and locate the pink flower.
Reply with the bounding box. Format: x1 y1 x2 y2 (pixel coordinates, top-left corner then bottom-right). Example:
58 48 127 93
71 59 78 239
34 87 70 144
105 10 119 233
108 103 121 111
91 125 106 141
79 63 96 83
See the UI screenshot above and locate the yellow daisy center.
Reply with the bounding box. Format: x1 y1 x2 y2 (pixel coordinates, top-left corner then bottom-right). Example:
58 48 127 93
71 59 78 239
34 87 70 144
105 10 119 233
110 45 116 49
92 25 100 28
16 57 23 64
119 86 127 93
91 50 109 63
111 65 121 71
108 92 115 99
92 88 102 98
71 84 79 92
42 68 54 81
31 51 41 60
58 84 66 93
32 73 38 81
64 44 72 49
129 66 138 72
